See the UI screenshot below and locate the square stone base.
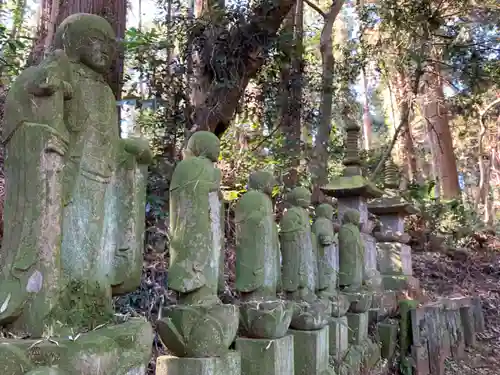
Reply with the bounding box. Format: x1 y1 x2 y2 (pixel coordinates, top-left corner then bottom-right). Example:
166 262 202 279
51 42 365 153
156 352 241 375
329 317 349 359
377 242 412 276
347 312 369 345
289 327 329 375
235 335 293 375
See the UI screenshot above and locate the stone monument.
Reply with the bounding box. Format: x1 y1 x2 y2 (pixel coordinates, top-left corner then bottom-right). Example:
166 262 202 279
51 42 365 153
368 158 419 292
320 122 382 371
280 187 331 375
0 13 153 374
156 131 240 375
234 170 294 375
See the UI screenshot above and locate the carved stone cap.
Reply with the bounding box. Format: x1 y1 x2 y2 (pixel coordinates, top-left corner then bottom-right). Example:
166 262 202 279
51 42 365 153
368 196 419 216
321 175 383 199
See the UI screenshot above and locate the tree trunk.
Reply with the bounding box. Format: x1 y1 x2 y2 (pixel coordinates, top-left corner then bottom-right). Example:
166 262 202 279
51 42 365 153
310 0 344 203
189 0 298 137
422 61 461 199
279 1 303 189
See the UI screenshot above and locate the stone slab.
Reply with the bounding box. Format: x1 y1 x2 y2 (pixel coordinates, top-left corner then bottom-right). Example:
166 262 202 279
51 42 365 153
235 335 293 375
411 345 430 375
377 242 412 276
460 304 477 347
382 275 419 291
361 233 378 279
471 297 485 333
442 299 466 359
370 291 397 323
347 312 368 345
289 327 329 375
379 214 405 234
156 352 241 375
377 322 398 359
337 196 368 227
0 319 153 375
328 316 349 360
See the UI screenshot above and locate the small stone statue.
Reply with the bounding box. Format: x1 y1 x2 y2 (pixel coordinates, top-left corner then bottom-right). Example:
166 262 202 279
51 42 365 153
0 13 152 335
280 187 328 330
235 171 291 338
157 131 239 358
168 131 222 305
312 203 338 298
338 209 364 289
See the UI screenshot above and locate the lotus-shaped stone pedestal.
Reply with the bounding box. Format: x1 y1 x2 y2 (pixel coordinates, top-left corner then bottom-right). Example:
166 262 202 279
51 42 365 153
239 300 293 339
343 290 373 313
156 303 239 357
289 300 330 330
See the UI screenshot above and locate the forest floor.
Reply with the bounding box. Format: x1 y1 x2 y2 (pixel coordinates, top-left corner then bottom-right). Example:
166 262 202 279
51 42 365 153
412 232 500 375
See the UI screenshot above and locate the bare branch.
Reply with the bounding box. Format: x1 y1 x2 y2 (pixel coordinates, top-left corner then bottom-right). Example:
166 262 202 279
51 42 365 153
303 0 326 18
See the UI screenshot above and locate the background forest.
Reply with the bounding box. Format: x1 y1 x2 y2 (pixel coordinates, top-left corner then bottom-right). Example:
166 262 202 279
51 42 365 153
0 0 499 372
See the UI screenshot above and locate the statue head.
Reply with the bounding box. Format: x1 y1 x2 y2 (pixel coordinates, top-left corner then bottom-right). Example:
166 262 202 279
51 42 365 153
248 171 277 196
342 209 360 225
184 131 220 162
287 187 311 209
53 13 116 74
315 203 334 220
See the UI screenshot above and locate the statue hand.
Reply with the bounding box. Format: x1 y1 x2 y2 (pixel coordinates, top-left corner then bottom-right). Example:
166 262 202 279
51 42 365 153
121 137 153 165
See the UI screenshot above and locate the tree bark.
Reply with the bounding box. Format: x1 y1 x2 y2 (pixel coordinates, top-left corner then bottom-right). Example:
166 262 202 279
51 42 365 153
422 61 461 199
190 0 298 137
309 0 344 203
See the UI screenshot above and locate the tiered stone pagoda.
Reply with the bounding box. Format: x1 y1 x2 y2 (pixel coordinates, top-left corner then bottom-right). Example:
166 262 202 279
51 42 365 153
368 158 420 292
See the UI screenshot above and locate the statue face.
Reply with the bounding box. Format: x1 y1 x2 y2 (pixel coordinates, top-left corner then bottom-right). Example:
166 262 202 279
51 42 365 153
79 29 115 73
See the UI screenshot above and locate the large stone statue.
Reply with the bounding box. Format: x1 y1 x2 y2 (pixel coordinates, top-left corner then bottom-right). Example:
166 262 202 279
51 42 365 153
0 13 153 374
156 131 239 362
280 187 328 330
235 171 291 339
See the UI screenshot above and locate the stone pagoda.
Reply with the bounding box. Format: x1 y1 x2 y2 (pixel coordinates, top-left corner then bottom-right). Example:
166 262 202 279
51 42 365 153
368 158 419 292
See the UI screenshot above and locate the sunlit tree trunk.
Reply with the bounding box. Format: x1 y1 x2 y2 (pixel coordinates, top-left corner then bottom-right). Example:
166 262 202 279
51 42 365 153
422 61 461 199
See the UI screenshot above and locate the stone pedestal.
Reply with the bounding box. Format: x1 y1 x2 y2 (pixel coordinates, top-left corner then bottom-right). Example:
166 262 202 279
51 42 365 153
328 317 348 359
156 352 241 375
289 327 329 375
347 312 368 345
235 335 294 375
0 319 153 375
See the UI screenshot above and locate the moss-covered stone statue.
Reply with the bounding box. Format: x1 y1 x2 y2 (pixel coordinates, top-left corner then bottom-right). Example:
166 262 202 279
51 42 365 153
157 131 239 358
235 171 292 338
0 13 154 374
338 209 364 289
280 187 328 330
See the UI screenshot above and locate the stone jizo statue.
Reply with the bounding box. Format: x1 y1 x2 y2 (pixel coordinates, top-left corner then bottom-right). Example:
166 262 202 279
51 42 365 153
235 171 292 338
0 13 152 336
338 209 364 289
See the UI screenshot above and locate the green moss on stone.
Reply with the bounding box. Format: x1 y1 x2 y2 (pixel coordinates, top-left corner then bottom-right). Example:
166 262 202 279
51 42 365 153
48 280 113 331
184 131 220 162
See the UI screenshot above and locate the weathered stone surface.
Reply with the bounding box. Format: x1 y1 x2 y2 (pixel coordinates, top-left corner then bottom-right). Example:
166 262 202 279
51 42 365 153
239 300 293 339
382 275 419 291
235 171 280 301
343 291 373 313
377 242 412 276
156 352 241 375
337 196 368 227
338 210 364 288
359 339 380 370
281 188 329 330
399 299 418 356
459 303 477 347
0 319 153 374
235 335 294 375
169 131 222 304
361 233 378 282
443 298 466 359
338 345 362 375
0 13 152 336
411 345 430 375
347 312 369 345
377 321 398 359
289 327 329 375
157 303 239 357
25 368 68 375
370 291 397 323
471 297 485 333
312 203 339 298
328 316 348 359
